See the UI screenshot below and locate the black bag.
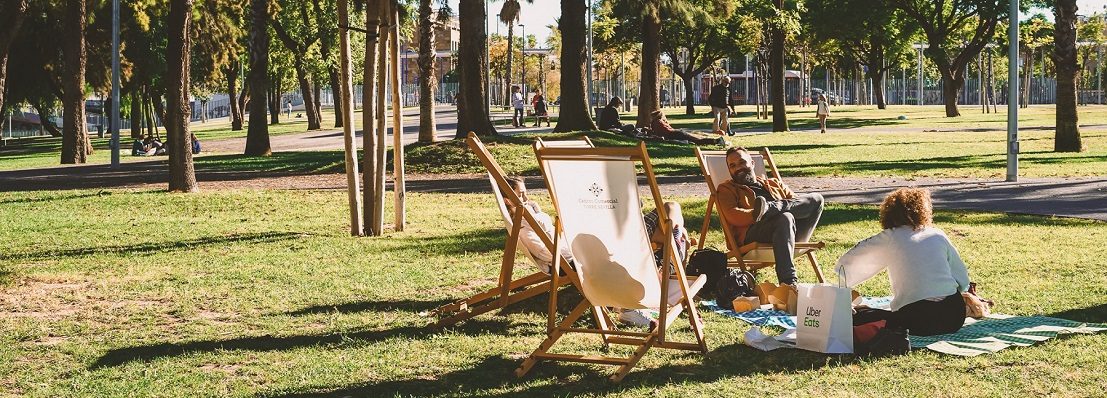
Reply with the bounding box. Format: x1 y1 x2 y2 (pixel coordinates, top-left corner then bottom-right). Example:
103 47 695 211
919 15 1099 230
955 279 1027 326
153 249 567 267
856 327 911 357
685 248 728 299
715 269 757 311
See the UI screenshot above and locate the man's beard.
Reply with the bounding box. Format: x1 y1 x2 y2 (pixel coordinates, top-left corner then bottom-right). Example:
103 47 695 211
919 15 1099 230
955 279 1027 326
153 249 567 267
731 169 756 186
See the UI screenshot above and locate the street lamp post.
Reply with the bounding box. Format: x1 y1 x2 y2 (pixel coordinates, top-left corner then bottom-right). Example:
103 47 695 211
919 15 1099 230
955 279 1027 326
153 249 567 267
110 0 120 167
913 43 928 106
1007 0 1020 182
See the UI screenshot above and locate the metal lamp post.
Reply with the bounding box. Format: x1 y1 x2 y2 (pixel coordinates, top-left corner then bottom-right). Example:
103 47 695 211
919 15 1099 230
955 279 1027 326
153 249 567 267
519 24 525 95
1007 0 1020 182
912 43 928 106
110 0 120 167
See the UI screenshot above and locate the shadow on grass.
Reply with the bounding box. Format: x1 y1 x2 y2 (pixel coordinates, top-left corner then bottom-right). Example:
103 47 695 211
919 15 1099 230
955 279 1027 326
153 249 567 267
194 152 347 174
90 317 514 370
282 298 457 316
259 340 860 398
0 189 127 205
1048 303 1107 324
1 231 303 262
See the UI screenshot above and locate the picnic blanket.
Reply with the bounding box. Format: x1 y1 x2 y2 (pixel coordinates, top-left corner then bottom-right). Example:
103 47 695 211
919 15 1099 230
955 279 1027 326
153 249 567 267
909 314 1107 356
703 299 1106 356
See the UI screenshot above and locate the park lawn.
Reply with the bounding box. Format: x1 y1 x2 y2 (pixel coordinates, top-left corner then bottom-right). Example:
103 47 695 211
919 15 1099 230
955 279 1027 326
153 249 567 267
1 188 1105 397
0 108 348 172
656 104 1107 133
405 128 1107 178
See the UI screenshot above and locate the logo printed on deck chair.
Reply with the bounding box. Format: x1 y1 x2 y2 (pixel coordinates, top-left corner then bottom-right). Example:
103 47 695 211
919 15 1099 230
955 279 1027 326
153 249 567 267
580 182 617 209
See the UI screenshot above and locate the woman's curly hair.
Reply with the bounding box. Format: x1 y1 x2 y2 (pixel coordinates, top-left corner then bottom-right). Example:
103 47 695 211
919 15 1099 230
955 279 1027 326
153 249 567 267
880 188 933 230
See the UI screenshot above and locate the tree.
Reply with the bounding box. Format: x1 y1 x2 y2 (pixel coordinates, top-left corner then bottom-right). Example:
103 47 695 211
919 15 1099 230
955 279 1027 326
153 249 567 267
659 0 754 115
768 0 796 131
637 0 662 127
806 0 915 109
499 1 521 106
553 0 597 132
889 0 1009 117
271 0 323 130
0 0 29 118
167 0 198 192
1052 0 1082 152
416 0 447 142
61 0 92 164
455 0 495 138
245 0 272 156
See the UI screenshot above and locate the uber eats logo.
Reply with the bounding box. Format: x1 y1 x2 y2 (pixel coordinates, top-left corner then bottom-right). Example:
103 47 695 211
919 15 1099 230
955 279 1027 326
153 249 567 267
803 306 821 328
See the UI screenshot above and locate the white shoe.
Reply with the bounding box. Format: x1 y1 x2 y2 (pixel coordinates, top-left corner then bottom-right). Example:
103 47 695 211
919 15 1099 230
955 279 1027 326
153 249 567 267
617 308 655 327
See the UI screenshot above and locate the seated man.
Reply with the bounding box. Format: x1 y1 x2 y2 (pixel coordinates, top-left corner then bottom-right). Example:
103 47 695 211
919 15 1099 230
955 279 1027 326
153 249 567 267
131 137 148 156
716 147 824 286
503 176 575 276
599 97 634 135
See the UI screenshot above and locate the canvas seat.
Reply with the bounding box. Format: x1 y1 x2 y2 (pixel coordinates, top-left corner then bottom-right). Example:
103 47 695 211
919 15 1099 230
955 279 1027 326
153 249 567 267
694 147 826 283
514 141 707 383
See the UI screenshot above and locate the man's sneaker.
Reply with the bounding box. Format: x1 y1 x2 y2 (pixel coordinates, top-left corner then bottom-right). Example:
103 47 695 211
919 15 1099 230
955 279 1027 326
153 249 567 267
617 308 656 328
751 196 769 222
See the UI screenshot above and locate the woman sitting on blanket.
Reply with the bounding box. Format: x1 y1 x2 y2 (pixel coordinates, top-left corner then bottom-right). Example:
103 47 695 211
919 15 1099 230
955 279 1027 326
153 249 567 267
504 177 694 328
835 187 970 336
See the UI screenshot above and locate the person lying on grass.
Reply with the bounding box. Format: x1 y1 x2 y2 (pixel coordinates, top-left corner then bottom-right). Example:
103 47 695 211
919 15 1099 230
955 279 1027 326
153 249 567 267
649 110 726 146
836 187 972 337
503 176 695 328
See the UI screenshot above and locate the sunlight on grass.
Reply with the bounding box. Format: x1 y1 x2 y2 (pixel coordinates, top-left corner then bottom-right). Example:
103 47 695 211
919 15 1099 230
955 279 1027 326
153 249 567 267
0 189 1104 396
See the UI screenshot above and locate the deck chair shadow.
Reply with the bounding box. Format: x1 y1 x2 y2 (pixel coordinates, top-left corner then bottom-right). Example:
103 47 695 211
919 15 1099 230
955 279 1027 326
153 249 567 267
693 147 826 283
514 141 708 383
427 133 595 328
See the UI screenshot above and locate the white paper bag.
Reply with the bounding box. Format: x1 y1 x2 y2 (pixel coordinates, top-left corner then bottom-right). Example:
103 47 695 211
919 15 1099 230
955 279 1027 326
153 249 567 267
795 283 854 354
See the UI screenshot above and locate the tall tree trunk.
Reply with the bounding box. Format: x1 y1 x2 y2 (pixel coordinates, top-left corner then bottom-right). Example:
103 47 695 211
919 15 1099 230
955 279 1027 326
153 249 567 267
268 72 280 124
313 81 322 124
61 0 90 163
130 90 142 138
313 0 342 128
769 0 788 132
362 0 382 235
167 0 197 192
32 100 62 137
680 72 695 115
245 0 271 156
417 0 437 142
143 87 155 138
227 61 243 130
328 70 342 127
0 0 29 117
455 0 495 138
940 69 964 117
872 69 887 109
635 1 661 128
293 61 320 129
1053 0 1082 152
553 0 596 132
1022 51 1031 108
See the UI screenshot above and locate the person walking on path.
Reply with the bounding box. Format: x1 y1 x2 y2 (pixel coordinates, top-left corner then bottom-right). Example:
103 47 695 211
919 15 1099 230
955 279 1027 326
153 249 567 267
816 94 830 133
511 86 525 128
709 76 735 135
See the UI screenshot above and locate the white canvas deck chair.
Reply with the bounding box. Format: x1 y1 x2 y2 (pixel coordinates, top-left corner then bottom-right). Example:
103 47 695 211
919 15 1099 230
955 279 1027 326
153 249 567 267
427 133 595 327
694 147 825 282
515 142 708 383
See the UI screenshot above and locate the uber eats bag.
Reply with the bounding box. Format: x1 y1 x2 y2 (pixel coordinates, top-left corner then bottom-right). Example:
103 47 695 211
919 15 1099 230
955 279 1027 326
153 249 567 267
795 283 854 354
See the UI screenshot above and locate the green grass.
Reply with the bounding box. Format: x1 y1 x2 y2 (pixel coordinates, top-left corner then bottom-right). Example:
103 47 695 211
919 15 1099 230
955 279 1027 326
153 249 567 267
1 188 1105 397
656 104 1107 132
0 108 350 172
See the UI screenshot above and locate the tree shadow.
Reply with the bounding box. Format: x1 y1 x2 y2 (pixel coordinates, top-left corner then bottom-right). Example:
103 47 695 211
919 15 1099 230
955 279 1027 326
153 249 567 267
0 189 138 205
257 339 861 398
282 298 458 317
90 316 514 370
393 227 506 257
1047 303 1107 324
2 231 304 262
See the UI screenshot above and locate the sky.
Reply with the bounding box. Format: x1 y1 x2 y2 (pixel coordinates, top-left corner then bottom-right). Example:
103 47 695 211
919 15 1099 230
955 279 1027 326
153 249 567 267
449 0 1107 43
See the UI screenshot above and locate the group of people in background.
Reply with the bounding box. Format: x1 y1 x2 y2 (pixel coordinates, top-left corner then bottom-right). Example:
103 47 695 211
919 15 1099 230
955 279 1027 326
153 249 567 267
131 133 201 157
509 85 550 128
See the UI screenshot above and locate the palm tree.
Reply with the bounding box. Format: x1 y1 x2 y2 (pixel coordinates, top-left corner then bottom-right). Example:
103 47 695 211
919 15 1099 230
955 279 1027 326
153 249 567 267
553 0 596 132
499 1 521 106
1052 0 1083 152
455 0 496 138
167 0 198 192
0 0 29 119
417 0 442 143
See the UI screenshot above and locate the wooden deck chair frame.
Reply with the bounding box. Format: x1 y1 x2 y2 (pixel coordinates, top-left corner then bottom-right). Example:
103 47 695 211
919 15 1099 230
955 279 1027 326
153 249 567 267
428 133 597 328
515 141 708 383
693 146 826 283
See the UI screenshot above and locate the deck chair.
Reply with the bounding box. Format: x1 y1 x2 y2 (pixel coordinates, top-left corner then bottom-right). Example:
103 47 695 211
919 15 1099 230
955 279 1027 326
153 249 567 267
515 142 708 383
694 147 826 283
427 133 595 327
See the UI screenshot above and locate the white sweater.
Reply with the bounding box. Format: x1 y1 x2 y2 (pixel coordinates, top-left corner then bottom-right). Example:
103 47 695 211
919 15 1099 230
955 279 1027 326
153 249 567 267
835 226 970 311
518 202 574 273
